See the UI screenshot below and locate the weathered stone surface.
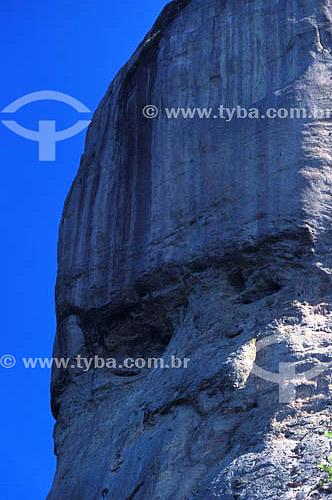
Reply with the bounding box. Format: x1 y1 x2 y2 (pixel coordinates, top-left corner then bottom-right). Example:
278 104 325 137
49 0 332 499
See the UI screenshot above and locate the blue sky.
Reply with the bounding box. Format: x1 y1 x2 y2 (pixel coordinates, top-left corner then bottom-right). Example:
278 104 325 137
0 1 169 498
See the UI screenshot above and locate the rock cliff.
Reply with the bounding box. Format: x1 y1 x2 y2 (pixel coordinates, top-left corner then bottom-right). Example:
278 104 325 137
49 0 332 498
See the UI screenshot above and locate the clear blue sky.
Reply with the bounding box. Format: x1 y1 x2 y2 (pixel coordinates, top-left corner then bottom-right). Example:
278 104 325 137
0 1 169 498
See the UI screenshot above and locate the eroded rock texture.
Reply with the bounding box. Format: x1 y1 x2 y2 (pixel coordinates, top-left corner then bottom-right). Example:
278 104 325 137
49 0 332 498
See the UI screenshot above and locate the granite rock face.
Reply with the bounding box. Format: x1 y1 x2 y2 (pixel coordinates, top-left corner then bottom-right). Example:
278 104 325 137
49 1 332 499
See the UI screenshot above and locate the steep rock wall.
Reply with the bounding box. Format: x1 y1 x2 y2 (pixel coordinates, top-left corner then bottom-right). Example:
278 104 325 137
49 1 332 499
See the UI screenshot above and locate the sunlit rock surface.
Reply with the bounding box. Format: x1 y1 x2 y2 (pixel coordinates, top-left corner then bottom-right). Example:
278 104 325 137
49 1 332 498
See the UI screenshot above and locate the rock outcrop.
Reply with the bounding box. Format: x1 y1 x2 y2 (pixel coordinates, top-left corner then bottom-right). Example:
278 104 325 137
48 1 332 498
